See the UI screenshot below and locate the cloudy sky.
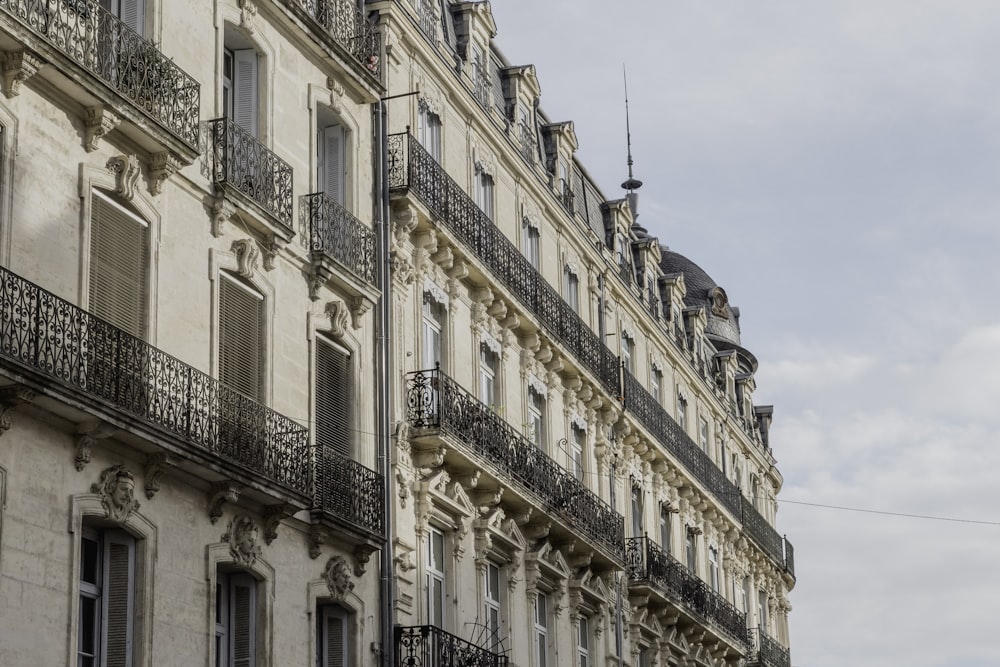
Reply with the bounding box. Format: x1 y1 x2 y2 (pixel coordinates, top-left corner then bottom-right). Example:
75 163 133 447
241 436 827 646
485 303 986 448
489 2 1000 665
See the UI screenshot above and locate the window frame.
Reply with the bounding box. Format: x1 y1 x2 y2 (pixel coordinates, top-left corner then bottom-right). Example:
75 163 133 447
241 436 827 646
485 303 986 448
483 561 504 654
77 525 137 667
570 425 586 482
479 343 499 409
533 592 550 667
425 527 446 628
317 604 350 667
577 615 591 667
522 217 540 269
527 386 546 450
417 100 442 162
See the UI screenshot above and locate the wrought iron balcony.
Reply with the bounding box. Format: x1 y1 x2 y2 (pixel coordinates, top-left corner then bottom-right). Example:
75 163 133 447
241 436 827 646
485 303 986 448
208 118 294 231
396 625 508 667
0 265 311 499
300 193 376 285
417 0 437 40
314 446 384 540
0 0 200 147
626 537 749 648
741 497 795 577
388 132 620 396
749 628 791 667
276 0 381 82
783 536 795 579
558 178 575 215
406 367 625 563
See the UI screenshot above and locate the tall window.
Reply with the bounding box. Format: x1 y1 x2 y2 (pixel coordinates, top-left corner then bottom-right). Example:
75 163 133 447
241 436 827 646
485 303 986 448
479 344 499 408
658 504 671 552
564 268 579 313
527 387 546 450
534 592 550 667
758 589 769 631
685 529 697 574
630 481 643 537
223 40 259 137
677 394 687 431
317 119 346 204
102 0 145 35
216 571 257 667
475 165 494 220
317 605 349 667
708 546 720 593
621 334 635 374
484 562 502 653
89 191 149 338
426 528 445 627
522 218 540 269
316 336 351 458
422 297 444 369
571 425 586 481
219 273 265 401
637 648 651 667
78 527 136 667
750 475 761 510
699 417 709 452
577 616 591 667
418 101 442 162
650 368 662 404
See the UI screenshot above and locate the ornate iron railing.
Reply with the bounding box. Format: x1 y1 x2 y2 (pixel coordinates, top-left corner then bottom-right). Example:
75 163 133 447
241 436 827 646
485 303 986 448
396 625 508 667
314 446 384 538
749 628 791 667
783 536 795 578
300 193 376 285
406 368 625 562
208 118 293 229
277 0 381 80
741 497 785 571
417 0 437 40
626 537 749 648
0 265 311 497
0 0 200 147
388 133 620 396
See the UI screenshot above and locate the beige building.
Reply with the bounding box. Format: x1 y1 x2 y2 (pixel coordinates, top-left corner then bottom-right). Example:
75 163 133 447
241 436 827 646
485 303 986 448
0 1 793 666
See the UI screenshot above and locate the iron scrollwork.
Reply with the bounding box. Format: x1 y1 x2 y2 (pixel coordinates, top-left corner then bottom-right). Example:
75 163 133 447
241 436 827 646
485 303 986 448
300 192 376 285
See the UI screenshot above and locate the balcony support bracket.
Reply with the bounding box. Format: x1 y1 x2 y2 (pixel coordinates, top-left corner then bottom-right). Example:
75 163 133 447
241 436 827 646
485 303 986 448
207 480 242 524
143 452 175 499
0 385 35 438
262 502 295 544
84 105 121 153
1 49 43 98
149 151 184 196
73 419 116 471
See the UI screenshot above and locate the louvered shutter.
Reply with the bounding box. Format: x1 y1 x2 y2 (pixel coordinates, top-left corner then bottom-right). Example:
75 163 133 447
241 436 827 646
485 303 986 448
89 192 149 339
219 275 264 401
319 125 344 204
118 0 144 35
233 49 258 137
102 530 135 667
230 575 256 667
320 607 346 667
316 338 351 458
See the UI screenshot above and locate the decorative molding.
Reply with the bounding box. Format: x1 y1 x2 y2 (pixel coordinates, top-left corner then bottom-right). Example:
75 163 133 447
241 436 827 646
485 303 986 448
327 76 345 113
350 296 371 330
106 154 141 201
621 325 636 341
709 286 730 318
84 105 120 152
74 419 116 471
1 50 42 98
222 514 262 567
423 277 449 308
322 555 355 601
231 238 260 278
353 544 377 576
0 385 35 438
325 299 350 339
148 151 182 196
480 330 501 355
528 374 547 397
262 503 295 545
210 196 236 237
91 464 140 523
309 525 326 560
259 235 283 271
238 0 257 33
570 413 588 432
143 452 174 499
207 481 241 524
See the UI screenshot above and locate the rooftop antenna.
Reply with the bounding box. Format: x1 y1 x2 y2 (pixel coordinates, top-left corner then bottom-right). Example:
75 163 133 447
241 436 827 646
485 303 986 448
621 65 643 220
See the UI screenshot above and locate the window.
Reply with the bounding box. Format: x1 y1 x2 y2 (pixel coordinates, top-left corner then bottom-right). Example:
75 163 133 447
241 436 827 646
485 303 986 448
219 273 265 401
571 426 585 481
522 217 540 269
637 647 651 667
685 528 697 574
316 336 351 459
418 101 442 162
89 190 149 338
658 504 671 552
621 334 635 374
534 592 550 667
215 571 257 667
484 562 503 653
630 481 643 537
422 297 444 369
317 605 349 667
78 527 135 667
426 528 445 627
720 440 728 475
650 368 662 404
527 387 546 450
474 165 494 220
317 119 346 205
479 344 499 408
708 547 720 593
758 589 769 631
577 616 590 667
223 41 259 137
735 576 749 622
699 417 709 452
564 268 579 313
101 0 145 35
750 475 761 510
677 394 687 431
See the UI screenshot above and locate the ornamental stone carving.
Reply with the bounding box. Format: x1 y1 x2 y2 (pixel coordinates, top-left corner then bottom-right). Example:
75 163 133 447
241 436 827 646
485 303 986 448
91 464 140 523
1 50 42 98
84 105 120 152
709 286 730 318
322 555 355 601
223 514 262 567
106 154 141 202
231 238 260 278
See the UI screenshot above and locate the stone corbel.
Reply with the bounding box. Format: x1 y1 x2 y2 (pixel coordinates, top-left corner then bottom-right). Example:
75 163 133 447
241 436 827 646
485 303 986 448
324 299 350 339
522 518 551 542
239 0 257 33
231 238 259 278
74 419 116 471
211 196 237 238
259 235 284 271
143 452 175 499
0 385 35 438
308 525 327 559
308 264 333 301
354 544 377 576
106 154 141 202
326 77 345 113
84 105 121 152
207 481 242 524
262 503 295 544
1 50 42 98
148 151 183 196
350 296 371 330
430 246 454 271
469 486 503 515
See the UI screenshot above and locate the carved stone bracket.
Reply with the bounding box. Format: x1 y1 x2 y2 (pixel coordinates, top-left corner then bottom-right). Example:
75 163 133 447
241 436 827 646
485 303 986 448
309 524 327 560
207 480 242 524
143 452 175 499
261 503 295 545
91 464 140 523
1 50 42 98
84 105 121 152
350 296 371 330
353 544 377 576
308 264 333 301
325 299 350 339
74 419 116 471
259 235 284 271
148 151 183 196
231 238 260 278
210 196 236 238
239 0 257 33
106 154 141 201
0 385 35 438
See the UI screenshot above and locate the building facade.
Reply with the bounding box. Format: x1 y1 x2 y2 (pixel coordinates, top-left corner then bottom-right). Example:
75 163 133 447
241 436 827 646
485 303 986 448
0 1 793 667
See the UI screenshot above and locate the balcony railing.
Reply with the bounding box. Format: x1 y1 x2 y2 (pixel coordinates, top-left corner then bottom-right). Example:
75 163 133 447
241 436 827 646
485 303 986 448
783 536 795 578
314 445 384 539
0 0 200 147
417 0 437 40
396 625 508 667
388 132 620 396
406 367 624 563
300 192 376 285
741 497 796 576
626 537 749 648
749 628 791 667
277 0 381 81
0 265 311 497
208 117 293 230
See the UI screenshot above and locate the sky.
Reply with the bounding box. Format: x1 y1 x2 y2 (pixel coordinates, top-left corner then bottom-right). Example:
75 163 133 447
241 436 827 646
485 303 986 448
488 2 1000 666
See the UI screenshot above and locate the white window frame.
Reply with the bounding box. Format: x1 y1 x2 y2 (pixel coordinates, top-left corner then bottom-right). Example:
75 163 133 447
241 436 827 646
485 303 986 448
758 589 769 632
522 217 540 269
418 101 442 162
677 394 687 431
699 417 709 452
475 165 495 220
571 425 586 482
658 504 671 552
422 297 445 370
527 387 546 450
685 528 697 574
317 604 350 667
564 267 579 312
650 368 662 404
426 527 446 627
78 526 136 667
223 44 259 137
577 615 590 667
708 546 720 593
630 480 644 538
479 344 499 409
483 562 503 654
534 592 550 667
621 334 635 374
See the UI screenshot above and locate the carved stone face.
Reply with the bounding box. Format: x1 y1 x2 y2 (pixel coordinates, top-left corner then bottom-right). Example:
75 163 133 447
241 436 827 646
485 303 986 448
112 474 135 511
236 519 258 555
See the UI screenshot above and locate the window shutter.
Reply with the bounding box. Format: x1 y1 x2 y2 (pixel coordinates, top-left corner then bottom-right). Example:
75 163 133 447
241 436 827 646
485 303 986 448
316 338 351 458
321 607 346 667
102 530 135 667
319 125 344 204
219 275 264 401
230 575 256 667
233 49 258 137
89 192 149 339
118 0 144 35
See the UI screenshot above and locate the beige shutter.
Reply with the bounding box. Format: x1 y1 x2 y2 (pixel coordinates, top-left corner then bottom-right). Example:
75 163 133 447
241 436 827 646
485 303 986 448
316 338 351 459
219 274 264 401
320 606 346 667
102 530 135 667
319 125 344 204
89 191 149 339
233 49 258 137
118 0 144 35
230 575 256 667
